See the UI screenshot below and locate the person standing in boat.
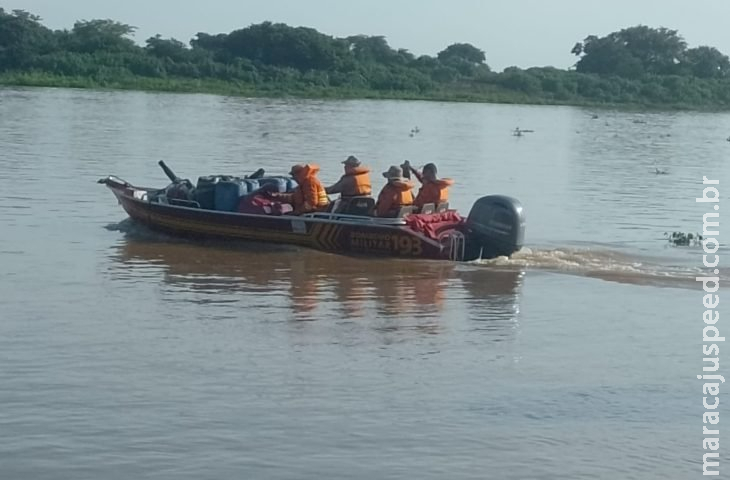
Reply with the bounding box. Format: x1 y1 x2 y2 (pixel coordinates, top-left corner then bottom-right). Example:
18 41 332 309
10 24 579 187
374 165 415 217
325 155 372 199
402 161 454 210
269 164 330 214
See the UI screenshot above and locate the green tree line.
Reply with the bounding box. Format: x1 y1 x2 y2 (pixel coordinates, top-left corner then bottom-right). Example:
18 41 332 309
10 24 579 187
2 8 730 108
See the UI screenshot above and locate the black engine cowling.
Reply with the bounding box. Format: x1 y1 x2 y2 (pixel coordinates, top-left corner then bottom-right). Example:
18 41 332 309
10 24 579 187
462 195 525 261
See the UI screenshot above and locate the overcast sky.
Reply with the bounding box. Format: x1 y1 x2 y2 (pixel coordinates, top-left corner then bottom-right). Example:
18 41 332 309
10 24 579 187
7 0 730 71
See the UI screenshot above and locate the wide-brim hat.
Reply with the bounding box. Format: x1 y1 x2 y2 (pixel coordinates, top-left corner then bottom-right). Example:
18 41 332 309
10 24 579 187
342 155 360 167
382 165 403 179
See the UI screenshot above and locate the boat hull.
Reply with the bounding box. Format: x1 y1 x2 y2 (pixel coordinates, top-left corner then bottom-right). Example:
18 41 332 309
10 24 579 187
109 182 452 261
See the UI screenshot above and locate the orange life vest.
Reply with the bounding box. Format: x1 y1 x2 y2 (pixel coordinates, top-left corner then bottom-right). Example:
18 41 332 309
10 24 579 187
376 179 414 217
292 164 329 213
342 166 372 197
312 178 329 207
415 178 454 208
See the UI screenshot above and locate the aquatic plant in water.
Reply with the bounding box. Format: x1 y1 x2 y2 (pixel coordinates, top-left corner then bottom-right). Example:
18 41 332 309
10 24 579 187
664 231 704 246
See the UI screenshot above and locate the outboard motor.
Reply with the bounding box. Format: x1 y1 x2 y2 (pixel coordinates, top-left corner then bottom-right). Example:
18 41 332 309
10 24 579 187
158 160 195 202
462 195 525 261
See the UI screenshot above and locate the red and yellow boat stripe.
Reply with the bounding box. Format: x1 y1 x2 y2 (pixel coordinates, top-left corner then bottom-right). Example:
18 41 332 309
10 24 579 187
309 223 343 251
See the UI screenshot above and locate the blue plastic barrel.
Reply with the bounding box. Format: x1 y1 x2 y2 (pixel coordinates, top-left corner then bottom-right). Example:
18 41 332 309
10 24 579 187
257 177 287 193
195 176 219 210
215 180 246 212
241 179 260 194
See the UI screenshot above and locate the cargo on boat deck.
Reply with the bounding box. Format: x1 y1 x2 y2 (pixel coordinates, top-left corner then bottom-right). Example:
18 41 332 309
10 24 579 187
238 194 293 215
256 177 289 193
195 175 296 212
258 176 298 193
241 179 260 194
195 175 227 210
214 179 260 212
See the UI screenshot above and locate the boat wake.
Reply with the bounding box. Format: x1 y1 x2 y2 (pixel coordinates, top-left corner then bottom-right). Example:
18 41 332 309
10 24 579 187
478 247 718 289
106 219 713 289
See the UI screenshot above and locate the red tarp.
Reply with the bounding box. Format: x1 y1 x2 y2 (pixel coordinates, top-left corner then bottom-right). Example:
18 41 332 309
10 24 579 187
238 195 293 215
404 211 465 240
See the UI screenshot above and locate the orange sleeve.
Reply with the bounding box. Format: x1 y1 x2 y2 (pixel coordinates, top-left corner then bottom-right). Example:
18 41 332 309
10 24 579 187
301 179 319 211
376 187 393 216
282 188 302 212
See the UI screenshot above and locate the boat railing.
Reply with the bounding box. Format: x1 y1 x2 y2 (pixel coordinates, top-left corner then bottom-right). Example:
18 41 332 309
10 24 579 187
448 231 466 261
301 212 407 225
145 193 406 225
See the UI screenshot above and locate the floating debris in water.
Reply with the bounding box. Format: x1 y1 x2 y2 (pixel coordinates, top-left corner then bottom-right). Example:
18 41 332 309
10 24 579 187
651 161 669 175
665 231 703 246
513 127 534 137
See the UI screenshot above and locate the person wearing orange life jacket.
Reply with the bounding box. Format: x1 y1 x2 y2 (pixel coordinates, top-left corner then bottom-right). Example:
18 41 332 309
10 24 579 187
325 155 372 198
374 165 415 217
403 161 454 209
270 164 330 214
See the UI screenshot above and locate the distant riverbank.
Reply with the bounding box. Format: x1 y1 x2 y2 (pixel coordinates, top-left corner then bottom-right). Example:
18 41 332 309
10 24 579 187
2 72 725 112
4 9 730 111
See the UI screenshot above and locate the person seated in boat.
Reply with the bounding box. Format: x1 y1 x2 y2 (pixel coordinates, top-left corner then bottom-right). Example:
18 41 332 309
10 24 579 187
374 165 415 217
325 155 372 199
268 164 330 214
403 161 454 210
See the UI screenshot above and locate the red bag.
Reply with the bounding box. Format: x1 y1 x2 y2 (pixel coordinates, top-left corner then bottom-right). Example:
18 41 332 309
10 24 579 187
238 194 292 215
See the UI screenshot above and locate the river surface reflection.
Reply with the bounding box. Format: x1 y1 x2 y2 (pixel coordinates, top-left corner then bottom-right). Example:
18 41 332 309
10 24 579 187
110 223 525 340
